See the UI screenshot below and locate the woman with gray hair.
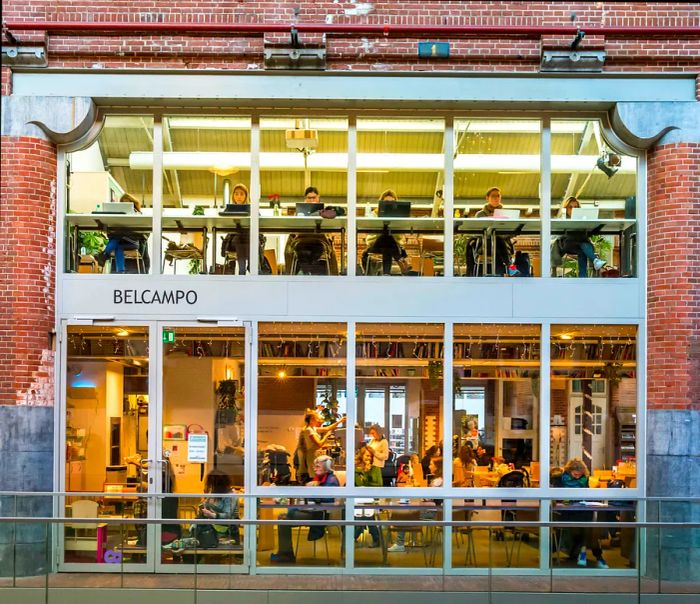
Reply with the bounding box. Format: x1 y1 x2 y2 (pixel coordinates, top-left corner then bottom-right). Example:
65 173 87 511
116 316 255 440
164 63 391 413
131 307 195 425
270 455 340 564
367 424 389 486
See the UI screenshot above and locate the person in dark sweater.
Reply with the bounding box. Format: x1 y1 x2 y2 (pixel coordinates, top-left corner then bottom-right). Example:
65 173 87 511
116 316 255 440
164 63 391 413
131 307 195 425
556 196 606 277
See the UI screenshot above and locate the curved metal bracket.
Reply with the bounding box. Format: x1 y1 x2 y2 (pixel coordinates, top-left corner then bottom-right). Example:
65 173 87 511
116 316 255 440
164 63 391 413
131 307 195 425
609 104 679 150
28 98 97 145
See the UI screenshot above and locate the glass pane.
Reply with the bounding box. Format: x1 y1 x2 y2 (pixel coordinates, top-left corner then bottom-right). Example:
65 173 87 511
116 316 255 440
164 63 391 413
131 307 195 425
356 323 444 486
354 497 443 568
257 496 344 567
357 118 445 277
64 325 149 564
551 120 638 278
452 499 540 568
454 119 541 277
65 116 154 274
550 325 637 485
453 324 541 487
260 117 348 275
159 115 252 275
160 326 246 566
257 322 347 486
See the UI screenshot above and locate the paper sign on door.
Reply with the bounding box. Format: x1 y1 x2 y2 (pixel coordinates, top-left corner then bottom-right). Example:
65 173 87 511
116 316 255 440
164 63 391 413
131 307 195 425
187 433 208 463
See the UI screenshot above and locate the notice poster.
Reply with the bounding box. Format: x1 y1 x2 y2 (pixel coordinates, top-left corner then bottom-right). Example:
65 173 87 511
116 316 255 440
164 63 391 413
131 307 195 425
187 433 208 463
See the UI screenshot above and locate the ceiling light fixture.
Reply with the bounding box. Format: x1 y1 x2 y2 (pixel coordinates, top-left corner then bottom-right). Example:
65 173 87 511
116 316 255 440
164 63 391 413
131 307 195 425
596 151 621 178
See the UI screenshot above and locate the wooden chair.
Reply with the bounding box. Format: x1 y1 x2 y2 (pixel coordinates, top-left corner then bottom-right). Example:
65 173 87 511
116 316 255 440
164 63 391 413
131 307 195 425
419 237 444 275
264 248 278 275
65 499 102 560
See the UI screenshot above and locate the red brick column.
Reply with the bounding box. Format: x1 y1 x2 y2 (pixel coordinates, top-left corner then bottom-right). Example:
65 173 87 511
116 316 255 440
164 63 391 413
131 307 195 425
0 136 57 405
647 143 700 411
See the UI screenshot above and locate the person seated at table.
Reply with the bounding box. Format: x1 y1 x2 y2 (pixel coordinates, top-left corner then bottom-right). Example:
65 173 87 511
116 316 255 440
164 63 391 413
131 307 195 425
361 190 410 276
283 187 340 275
97 193 150 273
388 457 443 552
220 183 258 275
354 446 382 547
553 196 606 278
270 455 340 563
453 445 477 487
294 408 346 485
558 458 609 569
473 445 491 467
468 187 513 276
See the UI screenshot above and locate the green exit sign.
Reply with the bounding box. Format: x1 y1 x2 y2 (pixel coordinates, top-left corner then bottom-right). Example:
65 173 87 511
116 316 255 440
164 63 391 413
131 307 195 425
162 330 175 344
418 42 450 58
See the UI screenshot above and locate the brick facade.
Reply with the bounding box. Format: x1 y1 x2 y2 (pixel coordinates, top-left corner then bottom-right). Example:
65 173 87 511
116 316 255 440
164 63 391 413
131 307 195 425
0 4 698 423
1 2 699 75
647 143 700 411
0 137 56 405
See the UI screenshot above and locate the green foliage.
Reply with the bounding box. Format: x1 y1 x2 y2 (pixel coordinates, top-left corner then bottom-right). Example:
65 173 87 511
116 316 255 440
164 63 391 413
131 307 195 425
188 259 200 275
192 205 205 216
215 379 239 423
79 231 107 255
454 235 468 275
318 392 340 426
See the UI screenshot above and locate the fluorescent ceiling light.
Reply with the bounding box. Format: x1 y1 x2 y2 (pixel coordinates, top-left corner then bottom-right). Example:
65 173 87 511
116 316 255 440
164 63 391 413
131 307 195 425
129 151 635 174
167 117 251 129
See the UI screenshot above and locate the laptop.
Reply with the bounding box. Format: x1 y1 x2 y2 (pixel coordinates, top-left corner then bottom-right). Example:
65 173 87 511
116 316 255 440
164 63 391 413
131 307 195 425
95 201 136 214
219 203 250 216
378 200 411 218
492 208 521 219
295 202 324 216
570 207 599 220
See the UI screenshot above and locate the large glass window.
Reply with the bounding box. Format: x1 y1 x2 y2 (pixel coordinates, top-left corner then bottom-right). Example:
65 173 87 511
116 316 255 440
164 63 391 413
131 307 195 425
551 120 638 278
454 119 541 277
357 118 445 277
160 326 246 566
452 324 541 487
355 323 444 485
65 116 154 274
257 322 347 486
159 115 252 275
64 325 150 564
550 324 637 485
260 118 348 275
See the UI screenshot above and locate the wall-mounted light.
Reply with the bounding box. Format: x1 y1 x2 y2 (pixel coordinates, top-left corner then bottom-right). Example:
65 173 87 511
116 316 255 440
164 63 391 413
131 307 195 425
116 329 130 337
596 152 621 178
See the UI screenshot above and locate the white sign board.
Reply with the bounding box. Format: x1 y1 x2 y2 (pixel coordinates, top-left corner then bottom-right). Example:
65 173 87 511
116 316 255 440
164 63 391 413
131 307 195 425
187 433 208 463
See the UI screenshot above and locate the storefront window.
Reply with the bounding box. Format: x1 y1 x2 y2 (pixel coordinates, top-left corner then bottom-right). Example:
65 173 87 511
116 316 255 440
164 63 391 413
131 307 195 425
356 118 445 277
260 118 348 275
550 324 637 485
454 119 541 277
550 120 638 278
452 324 541 486
160 326 246 566
65 116 154 274
355 323 444 484
451 499 540 569
64 325 150 564
150 116 252 275
257 322 347 486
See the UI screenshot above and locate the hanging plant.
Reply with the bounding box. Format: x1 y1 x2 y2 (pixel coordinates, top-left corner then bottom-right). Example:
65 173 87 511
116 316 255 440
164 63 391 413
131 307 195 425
318 392 340 426
215 379 239 424
428 360 443 387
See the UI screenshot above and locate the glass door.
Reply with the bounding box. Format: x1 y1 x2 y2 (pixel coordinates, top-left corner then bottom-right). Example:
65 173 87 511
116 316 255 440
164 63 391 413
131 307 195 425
60 321 157 572
155 322 250 573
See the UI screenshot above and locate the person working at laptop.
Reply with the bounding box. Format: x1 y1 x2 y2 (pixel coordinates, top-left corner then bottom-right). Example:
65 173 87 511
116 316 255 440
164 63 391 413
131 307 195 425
220 183 263 275
467 187 513 276
361 189 410 276
554 196 606 278
97 193 150 273
284 187 339 274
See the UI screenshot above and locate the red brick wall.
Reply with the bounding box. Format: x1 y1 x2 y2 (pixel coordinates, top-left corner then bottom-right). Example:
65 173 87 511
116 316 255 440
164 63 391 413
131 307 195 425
647 143 700 411
0 137 57 405
1 1 698 74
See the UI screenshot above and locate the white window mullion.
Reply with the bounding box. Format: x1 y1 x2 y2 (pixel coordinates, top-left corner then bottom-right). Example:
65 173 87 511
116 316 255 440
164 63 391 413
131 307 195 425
250 116 261 275
347 117 357 276
152 116 163 273
443 117 454 278
540 117 551 279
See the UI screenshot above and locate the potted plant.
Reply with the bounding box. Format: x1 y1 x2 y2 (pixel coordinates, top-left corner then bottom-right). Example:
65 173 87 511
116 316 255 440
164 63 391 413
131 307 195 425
78 231 107 256
215 379 239 425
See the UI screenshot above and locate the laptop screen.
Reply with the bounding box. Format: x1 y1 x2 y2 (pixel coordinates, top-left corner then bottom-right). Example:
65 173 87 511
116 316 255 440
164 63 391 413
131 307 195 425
220 204 250 215
378 200 411 217
295 202 324 216
570 207 599 220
